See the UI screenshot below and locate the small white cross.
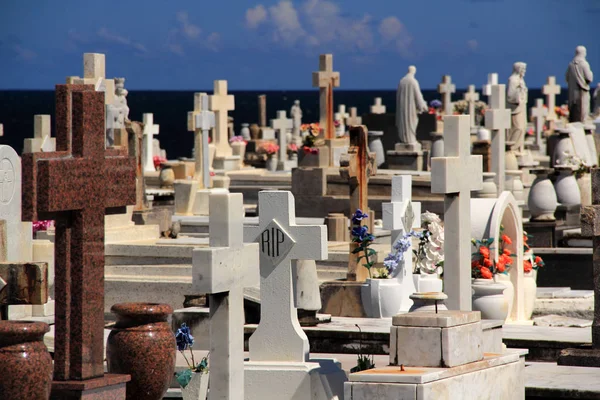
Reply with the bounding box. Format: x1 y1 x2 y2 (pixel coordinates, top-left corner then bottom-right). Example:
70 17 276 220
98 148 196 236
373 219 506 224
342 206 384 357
338 104 349 120
431 115 483 311
370 97 386 114
193 192 259 400
188 92 215 187
271 110 293 164
244 191 327 362
530 98 548 148
485 84 511 195
463 85 480 127
543 76 561 122
24 115 55 153
482 73 498 98
346 107 362 126
438 75 456 116
142 114 160 173
209 80 235 158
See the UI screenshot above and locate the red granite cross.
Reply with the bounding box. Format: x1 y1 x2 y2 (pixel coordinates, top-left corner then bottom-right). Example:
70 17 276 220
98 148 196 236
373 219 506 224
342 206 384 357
22 85 135 396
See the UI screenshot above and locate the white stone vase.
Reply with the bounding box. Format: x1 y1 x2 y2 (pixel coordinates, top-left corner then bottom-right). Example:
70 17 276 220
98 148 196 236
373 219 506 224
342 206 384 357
528 170 558 221
412 274 443 293
265 154 278 172
471 278 509 321
505 171 525 202
577 172 592 206
240 123 251 140
474 172 498 199
494 273 514 320
361 278 403 318
181 371 209 400
230 142 246 168
523 270 537 320
476 127 491 141
554 168 581 206
552 132 575 167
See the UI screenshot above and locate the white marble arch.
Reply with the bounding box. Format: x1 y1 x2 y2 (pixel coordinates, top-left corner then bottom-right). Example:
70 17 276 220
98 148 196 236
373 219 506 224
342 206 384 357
471 192 526 324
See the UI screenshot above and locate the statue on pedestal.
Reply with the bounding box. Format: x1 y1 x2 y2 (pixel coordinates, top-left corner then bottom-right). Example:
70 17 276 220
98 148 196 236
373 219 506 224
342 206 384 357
106 77 130 146
566 46 594 122
396 66 428 146
290 100 303 145
507 62 528 150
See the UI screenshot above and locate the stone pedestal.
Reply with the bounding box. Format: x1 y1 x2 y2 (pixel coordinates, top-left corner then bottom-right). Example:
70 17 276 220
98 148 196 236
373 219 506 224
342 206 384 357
386 143 425 171
193 188 229 216
213 155 242 171
50 375 130 400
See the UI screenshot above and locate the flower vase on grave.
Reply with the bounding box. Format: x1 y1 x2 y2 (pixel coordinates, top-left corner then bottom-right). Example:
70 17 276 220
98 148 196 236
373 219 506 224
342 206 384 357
523 250 538 320
552 129 575 166
471 278 510 321
159 164 175 188
181 371 209 400
265 154 278 171
361 278 404 318
240 123 251 140
230 140 247 168
477 127 491 141
249 124 260 140
554 167 581 206
474 172 498 199
412 273 444 293
528 168 558 221
107 303 176 400
505 171 525 202
494 273 514 320
0 321 52 400
576 172 592 206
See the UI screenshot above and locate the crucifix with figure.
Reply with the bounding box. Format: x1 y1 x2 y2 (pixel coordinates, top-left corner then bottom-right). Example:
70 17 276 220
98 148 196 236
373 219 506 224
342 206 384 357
340 125 377 282
431 115 483 311
193 192 258 399
485 84 511 195
22 84 135 398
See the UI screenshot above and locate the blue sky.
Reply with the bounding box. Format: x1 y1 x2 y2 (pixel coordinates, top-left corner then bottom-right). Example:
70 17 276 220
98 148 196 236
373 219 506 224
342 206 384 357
0 0 598 90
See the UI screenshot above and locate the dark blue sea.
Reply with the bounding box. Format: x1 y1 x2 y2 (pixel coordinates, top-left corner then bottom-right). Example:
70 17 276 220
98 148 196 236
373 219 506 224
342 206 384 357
0 89 563 159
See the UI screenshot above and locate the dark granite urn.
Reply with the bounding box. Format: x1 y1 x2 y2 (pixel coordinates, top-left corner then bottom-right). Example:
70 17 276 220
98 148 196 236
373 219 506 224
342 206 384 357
0 321 53 400
107 303 177 400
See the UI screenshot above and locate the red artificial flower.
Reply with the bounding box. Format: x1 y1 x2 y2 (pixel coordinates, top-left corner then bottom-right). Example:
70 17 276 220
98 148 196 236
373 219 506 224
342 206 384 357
534 256 543 265
483 258 493 268
523 260 533 273
480 267 493 279
500 254 513 266
502 234 512 245
503 248 511 256
471 260 481 268
479 246 490 259
496 260 506 273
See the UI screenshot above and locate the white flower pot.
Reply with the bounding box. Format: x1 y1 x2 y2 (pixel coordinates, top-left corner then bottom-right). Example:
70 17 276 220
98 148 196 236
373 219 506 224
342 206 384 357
472 278 509 321
524 270 538 320
265 155 278 172
554 168 581 206
240 123 251 140
361 279 403 318
494 273 514 319
412 274 443 293
181 371 209 400
528 169 558 220
475 173 498 199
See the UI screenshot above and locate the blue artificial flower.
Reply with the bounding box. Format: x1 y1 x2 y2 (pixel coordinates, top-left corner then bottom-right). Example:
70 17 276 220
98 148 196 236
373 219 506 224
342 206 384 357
351 225 369 242
430 99 442 108
383 253 400 275
175 323 194 351
351 209 369 225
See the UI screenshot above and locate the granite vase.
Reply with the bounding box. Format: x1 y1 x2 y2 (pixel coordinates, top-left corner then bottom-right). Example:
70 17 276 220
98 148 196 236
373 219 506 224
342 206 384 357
181 371 209 400
107 303 177 400
0 321 52 400
471 279 509 321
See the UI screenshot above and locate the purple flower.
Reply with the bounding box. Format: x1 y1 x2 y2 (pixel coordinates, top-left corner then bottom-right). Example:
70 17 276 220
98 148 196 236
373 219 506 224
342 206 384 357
351 225 369 242
351 209 369 225
175 323 194 351
430 99 442 108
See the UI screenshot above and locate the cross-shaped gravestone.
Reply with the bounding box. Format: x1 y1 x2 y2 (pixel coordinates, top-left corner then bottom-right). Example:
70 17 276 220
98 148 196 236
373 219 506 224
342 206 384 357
271 110 293 169
346 107 362 126
531 98 548 148
244 191 327 362
209 80 235 158
340 126 377 282
438 75 456 116
312 54 340 140
338 104 349 121
192 192 258 400
464 85 480 127
24 115 56 153
22 85 135 394
543 76 561 122
382 175 422 311
482 73 498 98
188 92 215 188
431 115 483 311
66 53 115 105
142 113 159 173
370 97 386 114
485 84 511 195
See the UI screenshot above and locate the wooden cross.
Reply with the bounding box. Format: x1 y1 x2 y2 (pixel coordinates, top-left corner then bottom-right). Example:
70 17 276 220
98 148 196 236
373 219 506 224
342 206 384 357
464 85 480 127
543 76 561 122
244 191 327 362
431 115 483 311
531 98 548 148
24 115 55 153
312 54 340 140
370 97 386 114
192 193 258 399
209 80 235 158
340 125 377 282
142 113 159 173
188 92 215 188
485 84 511 195
22 85 135 394
482 73 498 98
346 107 362 126
438 75 456 116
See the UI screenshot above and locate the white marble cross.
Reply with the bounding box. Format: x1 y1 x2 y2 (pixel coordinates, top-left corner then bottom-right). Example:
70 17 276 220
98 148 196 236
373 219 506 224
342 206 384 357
192 192 258 400
370 97 386 114
482 73 498 98
485 84 511 195
382 175 422 311
543 76 561 122
188 92 215 188
66 53 115 105
312 54 340 140
338 104 349 121
531 99 548 149
271 110 293 165
346 107 362 126
464 85 480 127
244 191 327 362
209 80 235 158
438 75 456 116
142 114 159 173
431 115 483 311
24 115 55 153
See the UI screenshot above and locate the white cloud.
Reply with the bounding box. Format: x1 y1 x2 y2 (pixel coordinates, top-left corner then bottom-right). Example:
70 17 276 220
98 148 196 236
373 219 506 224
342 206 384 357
378 16 413 57
467 39 479 51
97 28 148 54
379 16 403 41
268 1 305 45
167 11 220 55
13 44 36 61
176 11 201 39
246 4 268 29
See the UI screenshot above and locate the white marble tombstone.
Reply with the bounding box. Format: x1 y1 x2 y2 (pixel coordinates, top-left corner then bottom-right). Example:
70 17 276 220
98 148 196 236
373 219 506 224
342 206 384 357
543 76 561 122
192 192 259 400
142 114 159 173
370 98 386 114
464 85 480 127
485 85 511 195
188 92 215 188
23 115 56 153
210 80 240 170
438 75 456 116
431 116 483 311
270 111 294 170
482 73 498 99
567 122 594 165
382 175 421 312
530 99 548 150
346 107 362 126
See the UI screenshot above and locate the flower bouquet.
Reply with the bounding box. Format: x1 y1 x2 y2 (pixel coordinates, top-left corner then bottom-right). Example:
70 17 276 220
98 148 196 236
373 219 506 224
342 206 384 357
257 142 279 157
350 209 377 279
174 323 209 399
471 230 514 279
